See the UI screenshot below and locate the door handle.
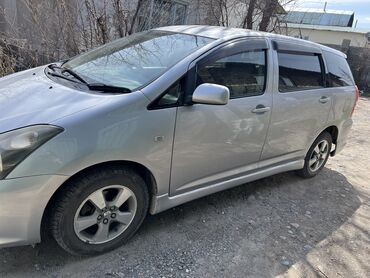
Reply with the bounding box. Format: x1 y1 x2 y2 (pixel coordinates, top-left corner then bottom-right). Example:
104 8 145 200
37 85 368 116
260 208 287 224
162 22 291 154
252 105 271 114
319 96 330 103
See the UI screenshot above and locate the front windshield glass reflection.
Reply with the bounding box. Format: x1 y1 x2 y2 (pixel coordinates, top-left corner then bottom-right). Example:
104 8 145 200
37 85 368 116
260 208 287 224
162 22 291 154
64 31 214 90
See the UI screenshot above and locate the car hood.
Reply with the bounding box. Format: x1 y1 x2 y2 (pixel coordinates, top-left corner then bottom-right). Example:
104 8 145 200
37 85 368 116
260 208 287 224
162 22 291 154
0 66 107 133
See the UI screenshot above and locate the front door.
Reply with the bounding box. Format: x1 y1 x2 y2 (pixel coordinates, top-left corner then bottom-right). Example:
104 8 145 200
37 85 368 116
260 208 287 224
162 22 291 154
170 38 273 195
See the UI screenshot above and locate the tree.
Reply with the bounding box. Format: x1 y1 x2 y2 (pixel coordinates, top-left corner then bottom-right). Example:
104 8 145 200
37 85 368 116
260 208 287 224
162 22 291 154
0 0 294 77
258 0 279 31
128 0 144 35
243 0 257 29
203 0 291 31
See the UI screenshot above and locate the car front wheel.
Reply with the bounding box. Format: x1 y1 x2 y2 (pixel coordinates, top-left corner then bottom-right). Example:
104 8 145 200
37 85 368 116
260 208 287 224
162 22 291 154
50 166 149 255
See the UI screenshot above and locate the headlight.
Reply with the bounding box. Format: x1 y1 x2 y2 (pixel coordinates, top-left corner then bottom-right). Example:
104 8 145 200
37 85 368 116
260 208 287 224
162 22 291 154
0 125 63 179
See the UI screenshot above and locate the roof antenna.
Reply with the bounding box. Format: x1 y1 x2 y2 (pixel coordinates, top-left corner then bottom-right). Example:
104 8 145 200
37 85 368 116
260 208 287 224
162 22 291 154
323 1 327 12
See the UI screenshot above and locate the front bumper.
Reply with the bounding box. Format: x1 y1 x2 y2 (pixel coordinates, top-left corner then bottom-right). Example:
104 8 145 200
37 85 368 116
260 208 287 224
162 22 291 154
0 175 69 248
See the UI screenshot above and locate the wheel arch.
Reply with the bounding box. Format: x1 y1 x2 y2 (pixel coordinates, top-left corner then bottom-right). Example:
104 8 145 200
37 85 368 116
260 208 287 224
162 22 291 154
323 125 339 156
305 125 339 160
40 160 157 240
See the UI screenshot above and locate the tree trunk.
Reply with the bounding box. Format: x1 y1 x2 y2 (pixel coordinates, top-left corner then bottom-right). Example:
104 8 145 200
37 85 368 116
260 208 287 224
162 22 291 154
113 0 125 37
246 0 256 29
128 0 144 35
242 0 256 29
259 0 278 31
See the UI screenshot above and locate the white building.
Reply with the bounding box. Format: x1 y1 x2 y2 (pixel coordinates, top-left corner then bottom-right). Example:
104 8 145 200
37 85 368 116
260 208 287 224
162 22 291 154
278 7 370 48
280 23 370 48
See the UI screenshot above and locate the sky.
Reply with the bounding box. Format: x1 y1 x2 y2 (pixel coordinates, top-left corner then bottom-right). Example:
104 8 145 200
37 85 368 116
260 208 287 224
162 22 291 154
287 0 370 29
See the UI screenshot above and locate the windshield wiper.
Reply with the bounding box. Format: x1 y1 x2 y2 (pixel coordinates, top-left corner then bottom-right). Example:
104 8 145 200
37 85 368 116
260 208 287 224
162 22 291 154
61 68 88 84
47 71 82 84
47 64 131 94
87 83 131 94
48 64 88 84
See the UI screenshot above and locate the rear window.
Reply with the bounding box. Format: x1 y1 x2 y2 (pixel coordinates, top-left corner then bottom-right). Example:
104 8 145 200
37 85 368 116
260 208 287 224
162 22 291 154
278 52 324 92
324 51 354 87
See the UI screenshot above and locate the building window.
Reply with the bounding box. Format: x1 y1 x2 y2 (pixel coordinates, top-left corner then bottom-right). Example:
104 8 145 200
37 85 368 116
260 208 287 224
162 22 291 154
137 0 187 31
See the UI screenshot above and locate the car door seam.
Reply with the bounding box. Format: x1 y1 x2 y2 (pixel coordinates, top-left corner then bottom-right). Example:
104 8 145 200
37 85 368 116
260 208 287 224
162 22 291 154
168 106 179 197
258 38 275 161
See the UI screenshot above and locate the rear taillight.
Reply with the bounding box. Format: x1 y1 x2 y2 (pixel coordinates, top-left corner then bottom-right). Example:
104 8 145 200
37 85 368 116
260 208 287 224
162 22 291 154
351 85 359 116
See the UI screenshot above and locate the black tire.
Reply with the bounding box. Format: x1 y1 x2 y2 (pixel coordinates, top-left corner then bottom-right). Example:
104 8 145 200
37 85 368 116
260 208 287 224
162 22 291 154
296 131 332 178
50 166 149 256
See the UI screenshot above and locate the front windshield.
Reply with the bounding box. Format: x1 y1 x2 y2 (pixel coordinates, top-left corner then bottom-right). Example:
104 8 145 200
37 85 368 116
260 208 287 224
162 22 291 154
64 31 214 90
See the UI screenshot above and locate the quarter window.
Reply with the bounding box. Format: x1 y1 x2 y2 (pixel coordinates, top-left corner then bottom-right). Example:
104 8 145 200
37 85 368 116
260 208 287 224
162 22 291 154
324 51 354 87
196 50 266 99
149 77 185 109
278 52 324 92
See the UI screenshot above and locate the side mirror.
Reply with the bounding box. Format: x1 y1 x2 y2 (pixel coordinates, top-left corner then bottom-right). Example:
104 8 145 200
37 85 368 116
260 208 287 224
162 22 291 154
192 83 230 105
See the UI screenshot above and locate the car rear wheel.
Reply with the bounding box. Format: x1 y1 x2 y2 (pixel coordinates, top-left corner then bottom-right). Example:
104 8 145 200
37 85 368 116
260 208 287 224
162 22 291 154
50 166 149 255
297 131 332 178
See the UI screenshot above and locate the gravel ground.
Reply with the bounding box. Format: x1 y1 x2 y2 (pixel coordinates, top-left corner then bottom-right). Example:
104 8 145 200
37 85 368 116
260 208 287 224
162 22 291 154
1 97 369 278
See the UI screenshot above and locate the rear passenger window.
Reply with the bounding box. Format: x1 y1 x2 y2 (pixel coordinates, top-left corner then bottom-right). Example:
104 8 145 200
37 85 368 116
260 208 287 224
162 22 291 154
278 52 324 92
324 51 354 87
196 50 266 98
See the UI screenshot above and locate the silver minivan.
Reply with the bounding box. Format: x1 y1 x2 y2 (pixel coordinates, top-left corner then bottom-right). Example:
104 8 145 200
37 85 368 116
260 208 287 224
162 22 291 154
0 25 358 255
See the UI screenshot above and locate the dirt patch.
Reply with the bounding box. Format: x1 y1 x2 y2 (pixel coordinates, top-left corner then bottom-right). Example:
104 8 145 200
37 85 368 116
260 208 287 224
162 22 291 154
1 98 369 278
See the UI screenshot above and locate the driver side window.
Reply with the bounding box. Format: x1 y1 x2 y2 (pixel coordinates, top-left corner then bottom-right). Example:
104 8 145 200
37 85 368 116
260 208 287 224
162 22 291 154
196 50 266 99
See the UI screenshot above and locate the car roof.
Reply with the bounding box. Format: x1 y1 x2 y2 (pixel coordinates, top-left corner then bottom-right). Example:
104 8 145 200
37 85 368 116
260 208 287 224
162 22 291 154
155 25 346 58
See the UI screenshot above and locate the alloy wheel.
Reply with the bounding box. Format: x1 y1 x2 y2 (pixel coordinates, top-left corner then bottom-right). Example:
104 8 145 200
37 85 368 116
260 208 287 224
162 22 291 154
73 185 137 244
308 139 329 172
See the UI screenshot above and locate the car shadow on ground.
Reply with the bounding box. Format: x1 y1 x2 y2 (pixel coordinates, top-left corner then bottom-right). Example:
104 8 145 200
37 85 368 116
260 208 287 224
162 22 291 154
0 168 365 277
